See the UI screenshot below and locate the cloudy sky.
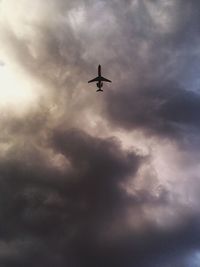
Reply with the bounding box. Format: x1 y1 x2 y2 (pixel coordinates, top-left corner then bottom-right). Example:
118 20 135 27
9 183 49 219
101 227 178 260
0 0 200 266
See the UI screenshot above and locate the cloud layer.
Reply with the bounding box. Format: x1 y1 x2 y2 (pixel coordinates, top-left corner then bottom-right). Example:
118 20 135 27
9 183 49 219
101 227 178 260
0 0 200 266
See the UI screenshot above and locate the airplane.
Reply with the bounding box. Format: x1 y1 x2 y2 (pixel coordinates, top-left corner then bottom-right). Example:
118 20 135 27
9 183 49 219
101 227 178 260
88 65 112 92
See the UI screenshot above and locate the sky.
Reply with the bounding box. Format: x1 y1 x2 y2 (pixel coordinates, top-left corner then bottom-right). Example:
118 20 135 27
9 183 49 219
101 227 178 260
0 0 200 266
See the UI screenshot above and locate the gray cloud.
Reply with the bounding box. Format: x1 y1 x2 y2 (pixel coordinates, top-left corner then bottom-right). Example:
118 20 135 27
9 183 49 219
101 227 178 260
0 0 200 266
106 82 200 141
0 128 199 266
0 128 142 265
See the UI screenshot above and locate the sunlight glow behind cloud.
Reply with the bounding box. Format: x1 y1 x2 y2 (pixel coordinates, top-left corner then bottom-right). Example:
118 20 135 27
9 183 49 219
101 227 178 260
0 64 38 113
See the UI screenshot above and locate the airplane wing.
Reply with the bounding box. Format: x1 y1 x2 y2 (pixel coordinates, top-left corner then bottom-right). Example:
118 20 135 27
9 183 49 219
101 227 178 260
88 77 100 83
100 76 112 82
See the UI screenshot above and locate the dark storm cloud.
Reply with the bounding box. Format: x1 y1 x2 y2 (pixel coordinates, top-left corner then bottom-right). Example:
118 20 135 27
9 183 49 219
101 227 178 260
1 0 200 266
72 216 200 267
0 128 142 266
0 128 199 266
106 82 200 139
99 0 200 145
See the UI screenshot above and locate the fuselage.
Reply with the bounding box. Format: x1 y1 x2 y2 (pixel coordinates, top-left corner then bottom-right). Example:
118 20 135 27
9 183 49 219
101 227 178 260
98 65 101 77
96 65 103 91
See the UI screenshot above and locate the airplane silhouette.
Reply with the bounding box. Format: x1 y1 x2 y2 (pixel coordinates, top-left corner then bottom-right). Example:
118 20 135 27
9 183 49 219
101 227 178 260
88 65 112 92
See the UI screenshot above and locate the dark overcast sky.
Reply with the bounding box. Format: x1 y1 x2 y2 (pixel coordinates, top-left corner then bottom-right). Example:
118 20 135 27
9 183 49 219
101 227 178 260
0 0 200 266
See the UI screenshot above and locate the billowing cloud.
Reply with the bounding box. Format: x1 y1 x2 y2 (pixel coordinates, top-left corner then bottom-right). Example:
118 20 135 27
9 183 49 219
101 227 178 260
0 0 200 266
0 128 199 266
0 128 142 265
